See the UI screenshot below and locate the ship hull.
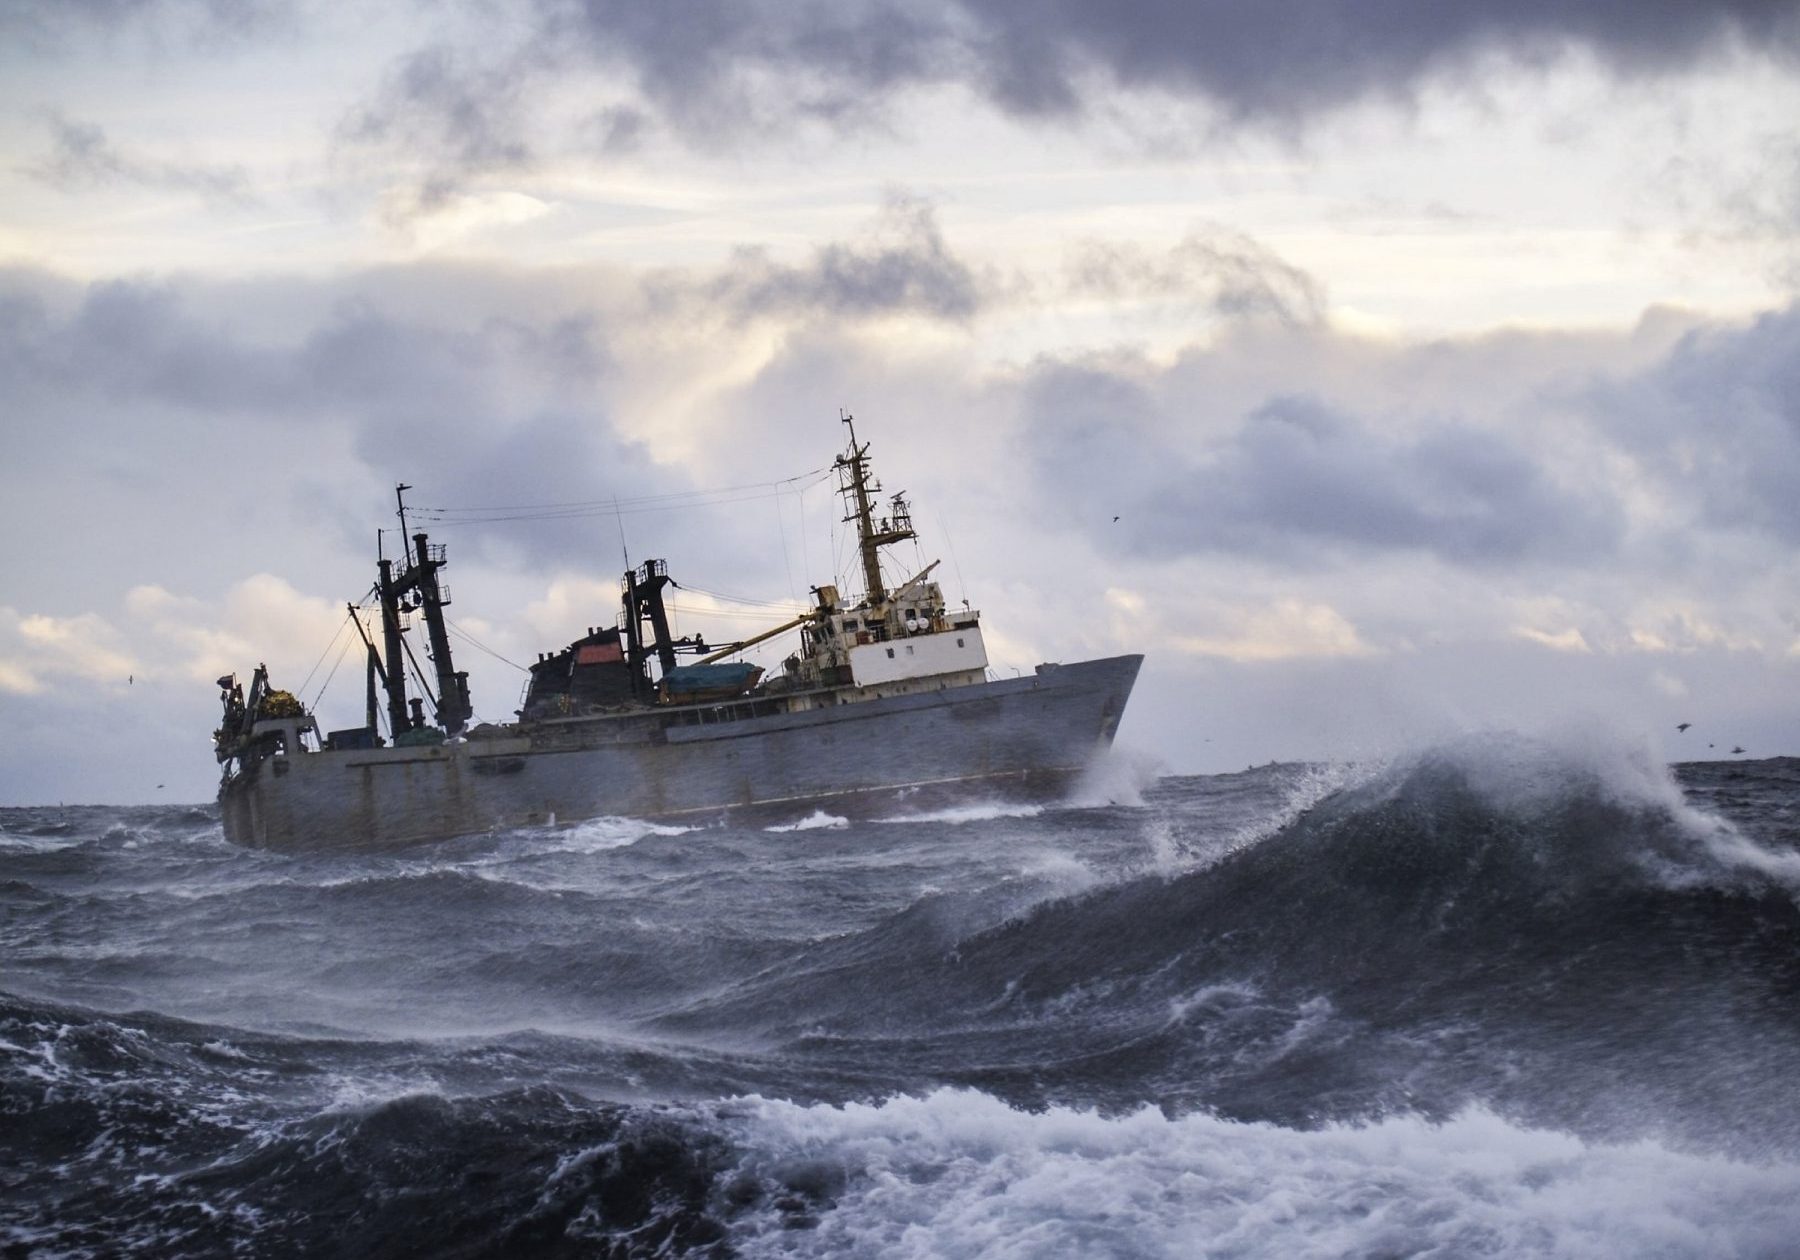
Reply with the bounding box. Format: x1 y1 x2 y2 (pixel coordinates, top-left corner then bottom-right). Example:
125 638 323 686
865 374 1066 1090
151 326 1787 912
219 655 1143 852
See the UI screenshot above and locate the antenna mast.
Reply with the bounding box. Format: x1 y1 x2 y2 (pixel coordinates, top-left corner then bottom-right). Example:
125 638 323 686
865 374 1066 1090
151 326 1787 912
395 483 414 563
835 410 915 607
374 482 472 736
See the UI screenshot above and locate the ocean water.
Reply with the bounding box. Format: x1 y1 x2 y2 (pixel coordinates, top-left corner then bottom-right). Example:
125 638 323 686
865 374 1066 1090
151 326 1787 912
4 737 1800 1257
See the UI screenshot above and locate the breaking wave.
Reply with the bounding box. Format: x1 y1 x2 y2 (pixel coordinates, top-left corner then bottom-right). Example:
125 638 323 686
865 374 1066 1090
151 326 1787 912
6 735 1799 1255
720 1089 1800 1259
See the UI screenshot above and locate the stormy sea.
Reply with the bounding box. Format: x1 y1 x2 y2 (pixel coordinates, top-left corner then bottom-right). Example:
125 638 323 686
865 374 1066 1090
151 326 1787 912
5 736 1800 1258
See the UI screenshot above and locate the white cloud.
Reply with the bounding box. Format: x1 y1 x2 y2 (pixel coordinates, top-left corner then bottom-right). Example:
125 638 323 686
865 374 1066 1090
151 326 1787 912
1171 599 1374 663
0 607 135 693
1622 601 1767 654
382 188 556 250
1515 626 1592 653
0 579 350 705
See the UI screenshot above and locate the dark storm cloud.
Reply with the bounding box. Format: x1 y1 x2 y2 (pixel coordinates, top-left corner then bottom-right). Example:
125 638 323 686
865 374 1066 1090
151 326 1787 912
530 0 1796 127
586 104 651 156
343 5 948 197
0 0 289 47
1601 302 1800 541
0 268 786 574
686 196 984 323
530 0 963 131
290 305 671 549
662 208 1317 330
1066 229 1325 326
0 272 607 426
0 272 636 555
949 0 1800 122
0 197 982 454
0 278 287 416
339 0 1798 199
23 114 254 204
343 44 536 216
1023 365 1622 568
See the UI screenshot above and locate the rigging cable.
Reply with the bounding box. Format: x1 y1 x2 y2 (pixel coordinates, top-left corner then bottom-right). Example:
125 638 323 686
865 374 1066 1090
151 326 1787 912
445 618 529 673
296 610 356 700
798 475 813 600
308 628 358 712
665 602 801 623
669 580 798 610
409 466 833 525
775 490 795 605
937 511 971 612
399 631 438 709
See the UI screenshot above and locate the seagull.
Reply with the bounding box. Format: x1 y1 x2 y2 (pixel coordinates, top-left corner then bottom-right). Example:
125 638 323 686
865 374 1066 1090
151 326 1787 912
1112 516 1120 523
1676 722 1691 733
1731 746 1746 755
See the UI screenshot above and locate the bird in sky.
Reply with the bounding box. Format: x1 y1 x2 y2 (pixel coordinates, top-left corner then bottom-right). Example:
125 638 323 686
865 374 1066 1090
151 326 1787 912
1112 515 1120 523
1676 722 1691 732
1732 746 1746 755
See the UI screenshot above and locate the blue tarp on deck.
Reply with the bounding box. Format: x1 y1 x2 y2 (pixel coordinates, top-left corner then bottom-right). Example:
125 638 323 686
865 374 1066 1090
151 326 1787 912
661 662 761 696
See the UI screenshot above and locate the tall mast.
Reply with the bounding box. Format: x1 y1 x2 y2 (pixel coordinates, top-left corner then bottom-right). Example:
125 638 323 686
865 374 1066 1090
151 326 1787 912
348 603 389 738
410 529 470 735
376 553 411 735
374 484 472 736
835 411 914 606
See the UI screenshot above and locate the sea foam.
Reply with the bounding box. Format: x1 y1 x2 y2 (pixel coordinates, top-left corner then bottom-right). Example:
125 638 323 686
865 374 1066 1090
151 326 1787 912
723 1088 1800 1259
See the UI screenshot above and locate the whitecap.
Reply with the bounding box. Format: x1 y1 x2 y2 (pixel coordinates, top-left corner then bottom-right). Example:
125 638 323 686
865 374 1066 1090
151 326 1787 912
764 811 849 833
722 1088 1800 1259
873 801 1045 825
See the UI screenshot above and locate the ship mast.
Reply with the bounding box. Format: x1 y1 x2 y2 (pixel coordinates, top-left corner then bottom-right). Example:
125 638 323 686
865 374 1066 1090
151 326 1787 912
374 484 472 736
376 551 411 736
835 411 914 607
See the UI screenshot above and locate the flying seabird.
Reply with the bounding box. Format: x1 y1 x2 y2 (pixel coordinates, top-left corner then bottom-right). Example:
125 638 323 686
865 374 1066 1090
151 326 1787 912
1731 746 1746 755
1676 722 1691 733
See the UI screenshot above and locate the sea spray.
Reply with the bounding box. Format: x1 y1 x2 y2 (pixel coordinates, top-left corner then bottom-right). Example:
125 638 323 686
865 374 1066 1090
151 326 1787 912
6 744 1799 1256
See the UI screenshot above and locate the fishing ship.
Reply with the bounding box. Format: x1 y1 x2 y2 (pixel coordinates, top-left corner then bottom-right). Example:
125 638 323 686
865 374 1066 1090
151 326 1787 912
212 418 1143 851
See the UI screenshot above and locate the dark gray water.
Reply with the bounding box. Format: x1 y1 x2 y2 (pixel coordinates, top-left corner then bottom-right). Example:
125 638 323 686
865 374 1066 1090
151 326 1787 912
5 738 1800 1256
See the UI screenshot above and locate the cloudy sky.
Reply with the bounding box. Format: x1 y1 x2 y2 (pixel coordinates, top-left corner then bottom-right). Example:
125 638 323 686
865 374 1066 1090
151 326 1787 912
4 0 1800 803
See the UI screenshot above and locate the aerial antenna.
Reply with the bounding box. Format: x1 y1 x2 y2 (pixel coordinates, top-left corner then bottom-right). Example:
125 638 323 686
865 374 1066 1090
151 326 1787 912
833 409 913 606
613 494 631 570
395 483 414 564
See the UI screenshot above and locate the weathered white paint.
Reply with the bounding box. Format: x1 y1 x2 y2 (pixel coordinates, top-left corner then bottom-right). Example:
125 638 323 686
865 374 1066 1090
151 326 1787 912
849 626 988 685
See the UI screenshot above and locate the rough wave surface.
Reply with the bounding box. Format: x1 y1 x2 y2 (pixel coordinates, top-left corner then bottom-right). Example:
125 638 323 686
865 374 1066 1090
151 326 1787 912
4 741 1798 1256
